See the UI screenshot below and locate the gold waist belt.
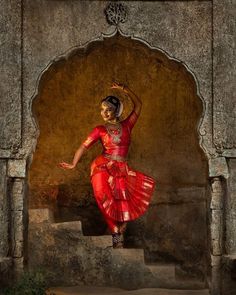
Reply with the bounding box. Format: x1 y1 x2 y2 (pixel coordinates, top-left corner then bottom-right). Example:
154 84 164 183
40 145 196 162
103 153 127 162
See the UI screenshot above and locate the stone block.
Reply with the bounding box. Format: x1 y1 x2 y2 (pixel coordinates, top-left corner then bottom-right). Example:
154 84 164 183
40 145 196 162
211 177 223 193
223 150 236 158
0 150 11 158
210 192 223 210
13 257 24 278
0 159 7 207
0 160 9 257
111 248 145 264
11 179 25 211
225 214 236 254
12 210 24 242
210 210 223 255
51 221 82 232
29 208 54 224
209 157 229 179
210 178 223 210
12 241 24 258
211 255 221 267
89 236 111 248
227 159 236 192
8 159 26 178
0 210 9 257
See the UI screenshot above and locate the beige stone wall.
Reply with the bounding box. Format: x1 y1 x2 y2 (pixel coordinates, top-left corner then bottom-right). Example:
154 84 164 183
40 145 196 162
27 35 208 274
0 0 235 293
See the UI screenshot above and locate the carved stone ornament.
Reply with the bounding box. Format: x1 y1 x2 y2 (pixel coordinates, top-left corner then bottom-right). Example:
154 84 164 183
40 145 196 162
104 2 128 26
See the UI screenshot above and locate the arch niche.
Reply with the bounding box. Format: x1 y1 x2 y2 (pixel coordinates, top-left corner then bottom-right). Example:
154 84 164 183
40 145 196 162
29 33 209 278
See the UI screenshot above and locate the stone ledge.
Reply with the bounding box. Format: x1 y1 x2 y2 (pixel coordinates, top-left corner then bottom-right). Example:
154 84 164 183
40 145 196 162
209 157 229 179
7 159 26 178
51 221 82 231
0 149 11 158
47 286 210 295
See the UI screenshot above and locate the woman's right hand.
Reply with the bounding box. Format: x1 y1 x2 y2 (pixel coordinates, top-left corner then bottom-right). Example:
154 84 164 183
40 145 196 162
59 162 76 170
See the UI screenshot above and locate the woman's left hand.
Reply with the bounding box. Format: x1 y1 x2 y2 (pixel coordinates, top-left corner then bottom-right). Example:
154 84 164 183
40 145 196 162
111 82 125 91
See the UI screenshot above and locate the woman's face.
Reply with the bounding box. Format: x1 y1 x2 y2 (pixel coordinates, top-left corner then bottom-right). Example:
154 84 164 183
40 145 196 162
100 102 117 122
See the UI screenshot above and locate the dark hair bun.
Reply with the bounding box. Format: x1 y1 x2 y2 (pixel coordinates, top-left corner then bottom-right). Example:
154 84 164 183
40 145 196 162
102 96 120 110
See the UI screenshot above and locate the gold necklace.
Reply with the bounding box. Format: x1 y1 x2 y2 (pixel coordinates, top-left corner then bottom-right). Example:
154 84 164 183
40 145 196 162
105 122 122 143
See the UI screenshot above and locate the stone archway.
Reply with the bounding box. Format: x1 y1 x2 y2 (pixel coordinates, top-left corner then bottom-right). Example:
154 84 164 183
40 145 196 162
28 31 209 284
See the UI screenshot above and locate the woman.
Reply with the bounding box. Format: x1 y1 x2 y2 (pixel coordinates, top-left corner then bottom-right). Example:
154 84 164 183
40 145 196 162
59 82 156 248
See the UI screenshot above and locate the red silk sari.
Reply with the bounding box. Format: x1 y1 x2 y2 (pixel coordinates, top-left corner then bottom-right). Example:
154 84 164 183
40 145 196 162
82 111 156 224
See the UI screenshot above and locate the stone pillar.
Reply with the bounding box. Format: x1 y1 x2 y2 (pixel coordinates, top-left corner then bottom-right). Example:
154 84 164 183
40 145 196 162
7 159 27 279
0 160 9 257
225 159 236 254
210 177 224 295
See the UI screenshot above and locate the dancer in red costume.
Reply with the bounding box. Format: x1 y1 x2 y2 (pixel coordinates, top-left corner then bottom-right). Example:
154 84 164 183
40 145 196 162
59 82 156 248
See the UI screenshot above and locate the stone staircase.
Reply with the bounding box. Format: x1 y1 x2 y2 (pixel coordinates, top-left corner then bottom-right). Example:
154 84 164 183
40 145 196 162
28 209 208 290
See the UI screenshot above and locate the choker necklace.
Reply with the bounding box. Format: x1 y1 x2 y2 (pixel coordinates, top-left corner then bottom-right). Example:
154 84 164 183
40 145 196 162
105 122 122 144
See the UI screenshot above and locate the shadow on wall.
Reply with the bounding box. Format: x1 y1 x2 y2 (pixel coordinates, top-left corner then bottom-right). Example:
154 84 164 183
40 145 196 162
29 33 208 276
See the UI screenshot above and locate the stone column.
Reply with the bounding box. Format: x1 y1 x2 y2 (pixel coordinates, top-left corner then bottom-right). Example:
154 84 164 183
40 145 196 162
0 160 9 257
225 159 236 254
7 159 27 279
210 177 224 295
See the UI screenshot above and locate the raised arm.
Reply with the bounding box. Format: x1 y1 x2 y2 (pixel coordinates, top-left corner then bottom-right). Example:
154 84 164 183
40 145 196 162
111 82 142 116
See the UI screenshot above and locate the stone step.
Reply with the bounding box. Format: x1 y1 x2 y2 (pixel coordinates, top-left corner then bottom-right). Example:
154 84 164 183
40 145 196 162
146 263 176 282
85 235 112 248
47 286 210 295
111 248 145 264
51 221 82 232
28 211 208 290
144 263 206 290
175 279 206 290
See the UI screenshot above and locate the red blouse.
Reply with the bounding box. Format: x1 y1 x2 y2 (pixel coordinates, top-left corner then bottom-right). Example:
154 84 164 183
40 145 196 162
82 110 138 158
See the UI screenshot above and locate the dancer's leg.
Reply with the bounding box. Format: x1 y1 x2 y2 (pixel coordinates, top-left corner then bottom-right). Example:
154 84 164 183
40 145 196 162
91 171 123 248
103 214 119 234
119 222 127 234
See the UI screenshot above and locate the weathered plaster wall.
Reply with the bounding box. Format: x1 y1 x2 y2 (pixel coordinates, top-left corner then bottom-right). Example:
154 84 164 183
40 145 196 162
0 0 235 293
29 35 206 203
1 0 213 159
213 0 236 151
28 35 208 273
0 0 21 153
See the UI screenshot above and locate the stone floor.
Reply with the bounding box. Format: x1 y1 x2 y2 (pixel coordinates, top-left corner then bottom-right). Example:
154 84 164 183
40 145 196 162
47 286 210 295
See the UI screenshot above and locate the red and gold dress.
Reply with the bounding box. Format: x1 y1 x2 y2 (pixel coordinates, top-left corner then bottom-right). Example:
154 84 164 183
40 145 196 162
82 110 156 233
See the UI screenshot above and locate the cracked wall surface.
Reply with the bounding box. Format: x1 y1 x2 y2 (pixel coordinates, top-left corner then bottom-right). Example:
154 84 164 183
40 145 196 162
0 0 235 293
